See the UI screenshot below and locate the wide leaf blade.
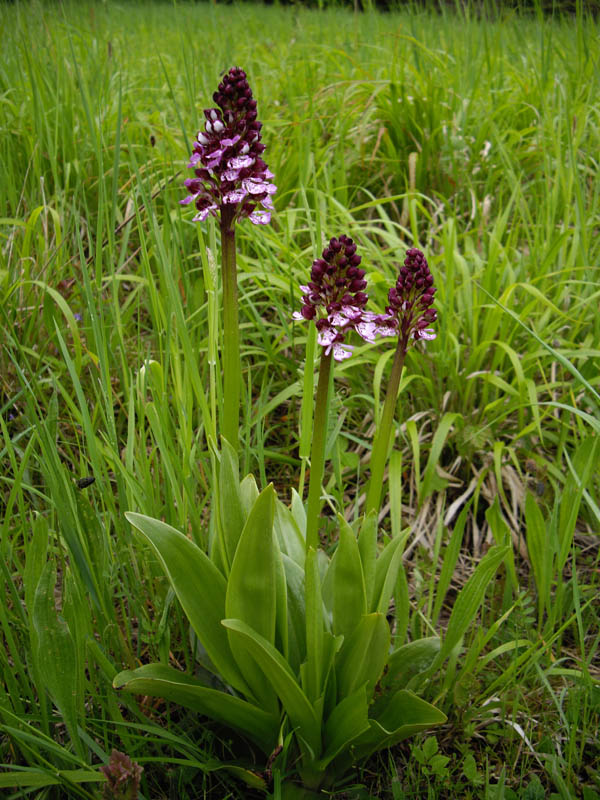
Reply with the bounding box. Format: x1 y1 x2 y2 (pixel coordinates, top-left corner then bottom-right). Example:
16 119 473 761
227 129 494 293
222 618 321 758
113 663 277 754
125 512 247 694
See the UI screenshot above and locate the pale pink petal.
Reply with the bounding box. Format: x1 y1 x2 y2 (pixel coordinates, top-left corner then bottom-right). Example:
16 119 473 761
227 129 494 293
192 206 216 222
331 342 354 361
228 155 254 169
249 210 271 225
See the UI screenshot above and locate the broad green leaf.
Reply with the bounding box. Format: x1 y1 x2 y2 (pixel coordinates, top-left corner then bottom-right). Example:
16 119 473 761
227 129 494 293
290 488 307 539
226 485 278 712
430 545 509 672
357 512 377 611
223 618 321 758
351 690 446 762
125 512 248 694
376 533 406 616
333 517 366 638
240 473 260 517
113 663 277 754
335 613 390 700
282 553 306 672
32 562 83 757
384 637 441 692
372 535 404 616
275 496 306 567
318 685 370 769
275 537 289 661
218 438 246 571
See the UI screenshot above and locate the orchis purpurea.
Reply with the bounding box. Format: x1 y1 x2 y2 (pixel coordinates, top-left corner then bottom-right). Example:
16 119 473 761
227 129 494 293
181 67 276 449
365 247 438 515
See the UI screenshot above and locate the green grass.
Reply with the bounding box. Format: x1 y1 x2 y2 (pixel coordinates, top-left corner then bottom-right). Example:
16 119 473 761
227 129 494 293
1 1 599 797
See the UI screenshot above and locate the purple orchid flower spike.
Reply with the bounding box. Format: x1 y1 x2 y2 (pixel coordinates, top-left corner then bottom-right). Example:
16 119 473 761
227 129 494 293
181 67 276 225
375 247 438 347
293 235 376 361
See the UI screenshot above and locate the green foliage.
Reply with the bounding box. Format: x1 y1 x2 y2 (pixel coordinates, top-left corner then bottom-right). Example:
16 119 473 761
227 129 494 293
115 480 451 791
0 1 598 797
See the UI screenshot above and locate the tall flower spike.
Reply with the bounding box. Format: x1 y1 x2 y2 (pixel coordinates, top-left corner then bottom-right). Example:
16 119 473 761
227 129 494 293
376 247 437 345
180 67 276 225
292 235 376 361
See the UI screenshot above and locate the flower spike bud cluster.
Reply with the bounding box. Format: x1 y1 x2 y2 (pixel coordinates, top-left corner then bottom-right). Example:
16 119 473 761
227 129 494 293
180 67 276 225
376 247 437 345
293 235 377 361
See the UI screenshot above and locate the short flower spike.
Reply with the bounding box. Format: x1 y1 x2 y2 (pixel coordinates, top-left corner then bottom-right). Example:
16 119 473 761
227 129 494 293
181 67 276 225
377 247 437 346
293 235 377 361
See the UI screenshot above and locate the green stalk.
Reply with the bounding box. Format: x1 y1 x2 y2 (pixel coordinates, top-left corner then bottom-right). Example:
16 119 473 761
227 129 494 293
220 205 240 449
305 350 333 552
365 337 407 517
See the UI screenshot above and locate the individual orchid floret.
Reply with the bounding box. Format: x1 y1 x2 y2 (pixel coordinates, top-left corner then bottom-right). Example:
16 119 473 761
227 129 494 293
293 235 375 361
377 247 437 345
180 67 276 226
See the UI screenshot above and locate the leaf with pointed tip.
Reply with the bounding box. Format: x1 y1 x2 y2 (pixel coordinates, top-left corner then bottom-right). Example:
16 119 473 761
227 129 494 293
275 497 306 567
317 685 370 769
226 485 278 712
357 512 378 610
218 438 246 571
372 535 404 616
335 613 390 700
383 637 441 692
429 545 509 673
350 690 446 763
113 663 277 754
222 618 321 758
125 512 248 694
333 517 366 638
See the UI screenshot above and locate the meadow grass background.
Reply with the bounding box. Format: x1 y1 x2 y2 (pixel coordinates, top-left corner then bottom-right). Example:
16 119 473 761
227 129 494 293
1 1 599 797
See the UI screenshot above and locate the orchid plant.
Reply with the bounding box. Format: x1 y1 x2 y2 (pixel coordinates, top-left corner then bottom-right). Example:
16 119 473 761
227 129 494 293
180 67 276 448
111 68 493 797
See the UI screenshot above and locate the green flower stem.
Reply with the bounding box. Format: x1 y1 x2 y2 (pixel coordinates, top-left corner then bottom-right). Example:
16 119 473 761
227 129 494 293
365 337 407 517
220 205 240 449
305 349 333 552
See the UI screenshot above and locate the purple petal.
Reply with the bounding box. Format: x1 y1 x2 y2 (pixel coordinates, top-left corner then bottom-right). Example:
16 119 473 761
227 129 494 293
243 178 269 195
179 195 195 205
222 169 241 182
221 135 241 147
223 189 246 204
